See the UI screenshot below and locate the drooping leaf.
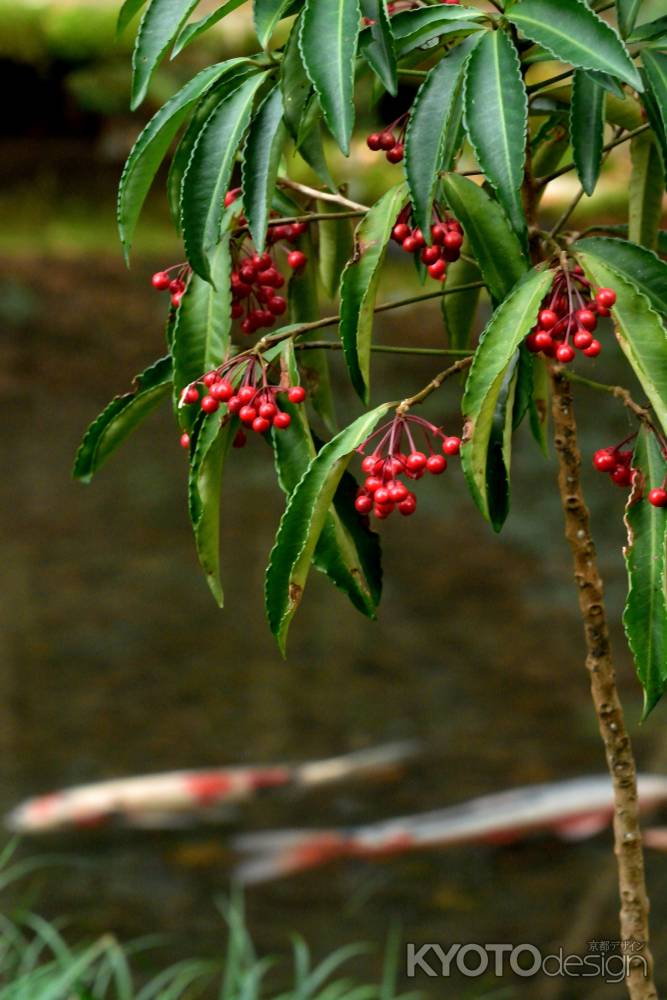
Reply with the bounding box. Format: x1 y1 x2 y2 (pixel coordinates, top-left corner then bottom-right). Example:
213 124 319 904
639 75 667 182
299 0 360 155
317 203 354 301
575 237 667 317
242 86 287 251
181 72 266 281
485 355 519 533
617 0 643 39
254 0 295 48
441 173 529 303
405 37 480 236
265 404 390 653
171 0 247 57
117 0 148 35
359 0 397 95
570 69 606 196
507 0 643 92
339 182 408 403
131 0 201 109
463 29 528 240
188 412 236 607
623 427 667 718
295 115 338 192
642 51 667 141
578 252 667 436
584 69 626 99
117 60 246 259
172 236 232 428
73 356 172 483
389 7 485 58
629 17 667 45
528 353 550 456
461 267 553 523
629 132 665 251
441 240 482 350
280 12 311 137
512 346 533 432
580 224 667 257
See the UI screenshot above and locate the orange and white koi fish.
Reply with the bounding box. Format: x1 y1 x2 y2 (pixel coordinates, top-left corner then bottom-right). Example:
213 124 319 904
233 774 667 884
6 741 417 833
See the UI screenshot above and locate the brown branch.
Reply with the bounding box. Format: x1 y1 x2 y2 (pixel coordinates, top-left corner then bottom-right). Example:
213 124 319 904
396 355 473 413
277 177 369 212
550 368 657 1000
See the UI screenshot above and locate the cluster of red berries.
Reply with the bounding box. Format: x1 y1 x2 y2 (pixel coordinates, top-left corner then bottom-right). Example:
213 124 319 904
390 206 463 282
151 264 189 308
354 414 461 520
178 353 306 448
594 435 667 506
367 113 408 164
525 266 616 363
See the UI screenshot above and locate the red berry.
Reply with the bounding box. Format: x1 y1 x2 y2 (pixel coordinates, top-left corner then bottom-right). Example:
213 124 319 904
398 495 417 516
365 476 383 494
171 292 184 308
422 246 441 265
233 429 247 448
227 395 241 414
374 504 393 520
583 339 602 357
367 133 382 150
596 287 616 309
273 411 291 430
428 259 447 281
374 487 392 506
184 386 199 404
426 454 447 474
412 229 426 248
201 395 219 414
576 308 597 331
231 302 244 319
611 465 633 487
203 371 217 387
287 251 307 271
258 401 277 420
406 451 427 472
361 455 379 474
355 494 373 514
648 488 667 508
595 305 611 318
252 416 271 434
224 190 239 208
392 223 410 242
431 223 447 244
534 331 553 352
386 143 404 163
152 271 171 290
388 481 408 502
288 385 307 404
573 329 593 350
179 432 191 449
539 309 558 330
556 343 575 363
593 449 616 472
239 405 257 425
240 318 255 335
379 132 396 151
442 436 461 456
525 333 540 353
268 296 287 315
211 380 233 401
237 386 256 404
444 230 463 251
169 278 185 294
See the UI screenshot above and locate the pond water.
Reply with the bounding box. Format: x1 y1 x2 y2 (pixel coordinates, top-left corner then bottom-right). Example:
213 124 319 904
2 203 667 999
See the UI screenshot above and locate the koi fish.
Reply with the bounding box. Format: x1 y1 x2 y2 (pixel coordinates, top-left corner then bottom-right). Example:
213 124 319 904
5 741 418 833
233 774 667 884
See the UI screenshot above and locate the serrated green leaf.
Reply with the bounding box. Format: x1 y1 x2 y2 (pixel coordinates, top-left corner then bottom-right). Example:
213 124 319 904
528 353 550 456
570 69 606 196
629 132 665 251
265 404 390 653
578 252 667 436
73 356 172 482
405 37 480 237
299 0 360 155
254 0 294 49
617 0 642 39
338 182 408 403
575 237 667 317
461 267 552 523
642 51 667 139
639 73 667 182
242 86 287 251
281 12 311 137
131 0 201 109
464 30 528 240
623 427 667 718
581 224 667 256
117 60 245 259
188 412 236 607
172 236 232 428
584 69 626 99
181 72 266 281
629 16 667 44
296 115 338 191
485 355 519 532
359 0 397 95
317 203 354 302
441 240 481 350
512 345 533 432
171 0 247 57
389 7 484 58
441 173 528 303
117 0 148 35
508 0 643 92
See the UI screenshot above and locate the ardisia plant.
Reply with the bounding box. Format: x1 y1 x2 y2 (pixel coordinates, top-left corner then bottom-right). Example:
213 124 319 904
74 0 667 996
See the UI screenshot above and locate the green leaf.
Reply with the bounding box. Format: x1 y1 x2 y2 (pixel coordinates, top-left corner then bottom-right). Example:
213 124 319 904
317 203 354 301
617 0 642 39
131 0 201 109
532 118 569 180
441 240 482 350
172 236 232 427
265 404 390 653
359 0 397 95
528 353 550 456
440 173 529 303
280 12 311 138
254 0 294 49
188 412 236 607
575 237 667 317
642 51 667 139
485 355 519 532
629 132 665 251
299 0 360 155
117 0 148 35
389 7 484 58
464 30 528 240
623 427 667 718
73 356 172 482
242 85 287 251
580 223 667 257
629 16 667 44
507 0 643 92
639 75 667 182
405 37 480 237
584 69 626 99
181 72 266 281
339 182 408 403
117 60 245 259
570 69 606 196
461 267 553 523
296 114 338 191
578 252 667 436
171 0 247 57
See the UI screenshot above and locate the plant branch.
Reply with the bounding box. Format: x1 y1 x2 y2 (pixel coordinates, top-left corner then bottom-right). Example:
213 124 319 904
557 368 662 440
277 177 369 212
550 368 657 1000
396 356 474 413
295 341 472 357
526 69 574 94
537 125 650 189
